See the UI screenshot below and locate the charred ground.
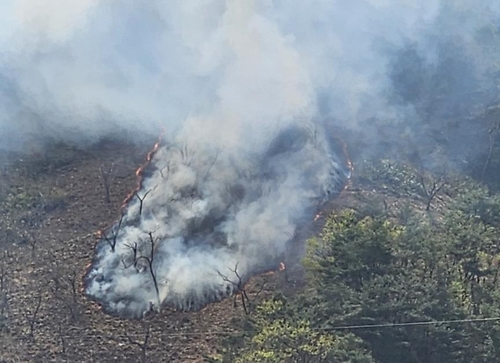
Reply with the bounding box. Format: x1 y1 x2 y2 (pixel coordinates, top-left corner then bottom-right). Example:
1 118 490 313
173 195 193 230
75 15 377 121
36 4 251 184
0 139 293 362
1 134 499 363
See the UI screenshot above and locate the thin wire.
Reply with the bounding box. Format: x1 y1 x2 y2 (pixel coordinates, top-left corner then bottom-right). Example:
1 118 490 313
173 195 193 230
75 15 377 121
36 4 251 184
4 149 499 338
52 316 500 339
10 234 500 338
319 316 500 330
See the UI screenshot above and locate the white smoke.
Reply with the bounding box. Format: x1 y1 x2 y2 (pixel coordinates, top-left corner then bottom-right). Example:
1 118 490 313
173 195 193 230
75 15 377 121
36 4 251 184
1 0 499 315
0 0 444 149
86 124 344 316
82 1 347 316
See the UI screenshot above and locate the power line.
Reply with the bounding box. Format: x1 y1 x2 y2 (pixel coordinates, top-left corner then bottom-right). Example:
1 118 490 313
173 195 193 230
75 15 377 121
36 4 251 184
319 316 500 331
53 316 500 338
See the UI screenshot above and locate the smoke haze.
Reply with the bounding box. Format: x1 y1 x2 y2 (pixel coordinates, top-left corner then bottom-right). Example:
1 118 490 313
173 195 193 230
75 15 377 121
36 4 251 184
1 1 500 315
1 1 499 156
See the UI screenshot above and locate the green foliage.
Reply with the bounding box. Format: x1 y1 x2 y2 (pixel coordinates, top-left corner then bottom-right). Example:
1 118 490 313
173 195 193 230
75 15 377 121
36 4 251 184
215 173 500 363
357 159 422 197
303 187 500 363
231 296 374 363
2 185 67 213
306 210 402 293
356 159 448 210
451 186 500 226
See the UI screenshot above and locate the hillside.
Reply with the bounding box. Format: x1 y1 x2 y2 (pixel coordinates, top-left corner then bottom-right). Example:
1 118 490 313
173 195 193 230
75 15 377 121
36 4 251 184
2 138 500 362
0 140 289 363
213 160 500 362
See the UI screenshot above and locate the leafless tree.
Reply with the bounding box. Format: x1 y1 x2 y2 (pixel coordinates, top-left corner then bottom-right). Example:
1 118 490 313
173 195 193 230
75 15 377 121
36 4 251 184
135 186 157 216
26 293 42 342
122 242 139 270
58 321 67 354
252 276 269 303
100 163 115 204
138 232 160 307
68 270 78 305
50 269 80 323
179 143 195 166
122 232 160 307
482 123 499 182
159 161 170 180
202 151 219 182
418 173 446 211
218 263 250 314
0 258 9 328
102 214 124 252
126 323 151 363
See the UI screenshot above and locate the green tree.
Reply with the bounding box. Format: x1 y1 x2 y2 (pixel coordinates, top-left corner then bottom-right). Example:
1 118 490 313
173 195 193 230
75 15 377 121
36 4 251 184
305 194 500 363
235 296 374 363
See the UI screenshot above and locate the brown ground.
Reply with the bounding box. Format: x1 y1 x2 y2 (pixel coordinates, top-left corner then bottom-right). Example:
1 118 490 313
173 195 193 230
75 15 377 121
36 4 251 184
0 138 448 363
0 139 287 363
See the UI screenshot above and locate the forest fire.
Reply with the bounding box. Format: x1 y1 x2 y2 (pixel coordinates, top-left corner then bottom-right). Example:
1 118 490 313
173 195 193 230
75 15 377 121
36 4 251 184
84 125 350 318
122 139 162 210
314 212 324 221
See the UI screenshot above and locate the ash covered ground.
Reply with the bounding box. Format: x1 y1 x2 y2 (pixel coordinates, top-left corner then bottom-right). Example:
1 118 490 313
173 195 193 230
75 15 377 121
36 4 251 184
85 125 349 317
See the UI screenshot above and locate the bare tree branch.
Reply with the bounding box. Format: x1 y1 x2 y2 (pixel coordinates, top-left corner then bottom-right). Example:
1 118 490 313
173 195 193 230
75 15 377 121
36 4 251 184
159 162 170 180
26 293 42 342
100 163 115 204
102 213 124 252
217 263 251 314
135 232 161 308
50 270 80 323
202 151 219 182
126 323 151 363
58 321 66 354
0 259 8 322
122 242 139 270
135 185 157 216
482 125 499 183
419 174 446 211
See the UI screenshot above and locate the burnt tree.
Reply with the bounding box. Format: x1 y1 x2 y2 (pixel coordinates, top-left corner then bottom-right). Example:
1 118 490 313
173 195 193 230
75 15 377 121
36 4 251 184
100 163 115 204
218 262 251 314
0 256 9 330
121 234 160 308
26 293 42 342
134 185 157 216
126 323 151 363
102 213 124 252
159 161 170 180
418 173 446 211
50 269 80 323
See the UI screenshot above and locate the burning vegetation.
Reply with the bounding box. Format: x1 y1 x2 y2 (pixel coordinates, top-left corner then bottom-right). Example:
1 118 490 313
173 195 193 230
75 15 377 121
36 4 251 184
85 125 350 317
2 1 500 361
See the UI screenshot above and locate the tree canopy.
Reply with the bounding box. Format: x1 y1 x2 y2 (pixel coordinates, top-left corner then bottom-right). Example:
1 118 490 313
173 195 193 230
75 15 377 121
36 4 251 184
214 161 500 363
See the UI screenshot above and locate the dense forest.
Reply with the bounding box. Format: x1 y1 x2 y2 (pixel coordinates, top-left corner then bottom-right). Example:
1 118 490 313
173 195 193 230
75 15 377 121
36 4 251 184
2 1 500 362
211 159 500 363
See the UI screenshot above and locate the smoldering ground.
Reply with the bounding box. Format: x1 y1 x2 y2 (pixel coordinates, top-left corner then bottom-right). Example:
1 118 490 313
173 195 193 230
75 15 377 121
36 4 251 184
85 124 348 316
1 1 499 315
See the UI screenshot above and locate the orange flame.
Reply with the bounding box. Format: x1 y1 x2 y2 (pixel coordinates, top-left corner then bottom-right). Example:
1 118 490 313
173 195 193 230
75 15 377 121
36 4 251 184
121 137 162 210
262 270 275 276
85 131 164 294
314 211 324 221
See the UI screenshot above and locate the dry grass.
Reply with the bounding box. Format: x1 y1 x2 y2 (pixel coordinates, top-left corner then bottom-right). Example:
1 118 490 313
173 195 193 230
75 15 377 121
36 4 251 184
0 139 286 363
1 141 448 362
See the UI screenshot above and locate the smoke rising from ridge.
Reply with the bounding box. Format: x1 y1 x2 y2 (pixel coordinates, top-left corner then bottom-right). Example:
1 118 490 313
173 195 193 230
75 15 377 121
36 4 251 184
86 124 346 316
1 1 500 315
1 1 499 156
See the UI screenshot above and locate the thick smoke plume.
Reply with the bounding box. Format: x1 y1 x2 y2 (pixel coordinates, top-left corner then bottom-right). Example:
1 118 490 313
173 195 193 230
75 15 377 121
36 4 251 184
1 1 500 315
86 125 345 316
